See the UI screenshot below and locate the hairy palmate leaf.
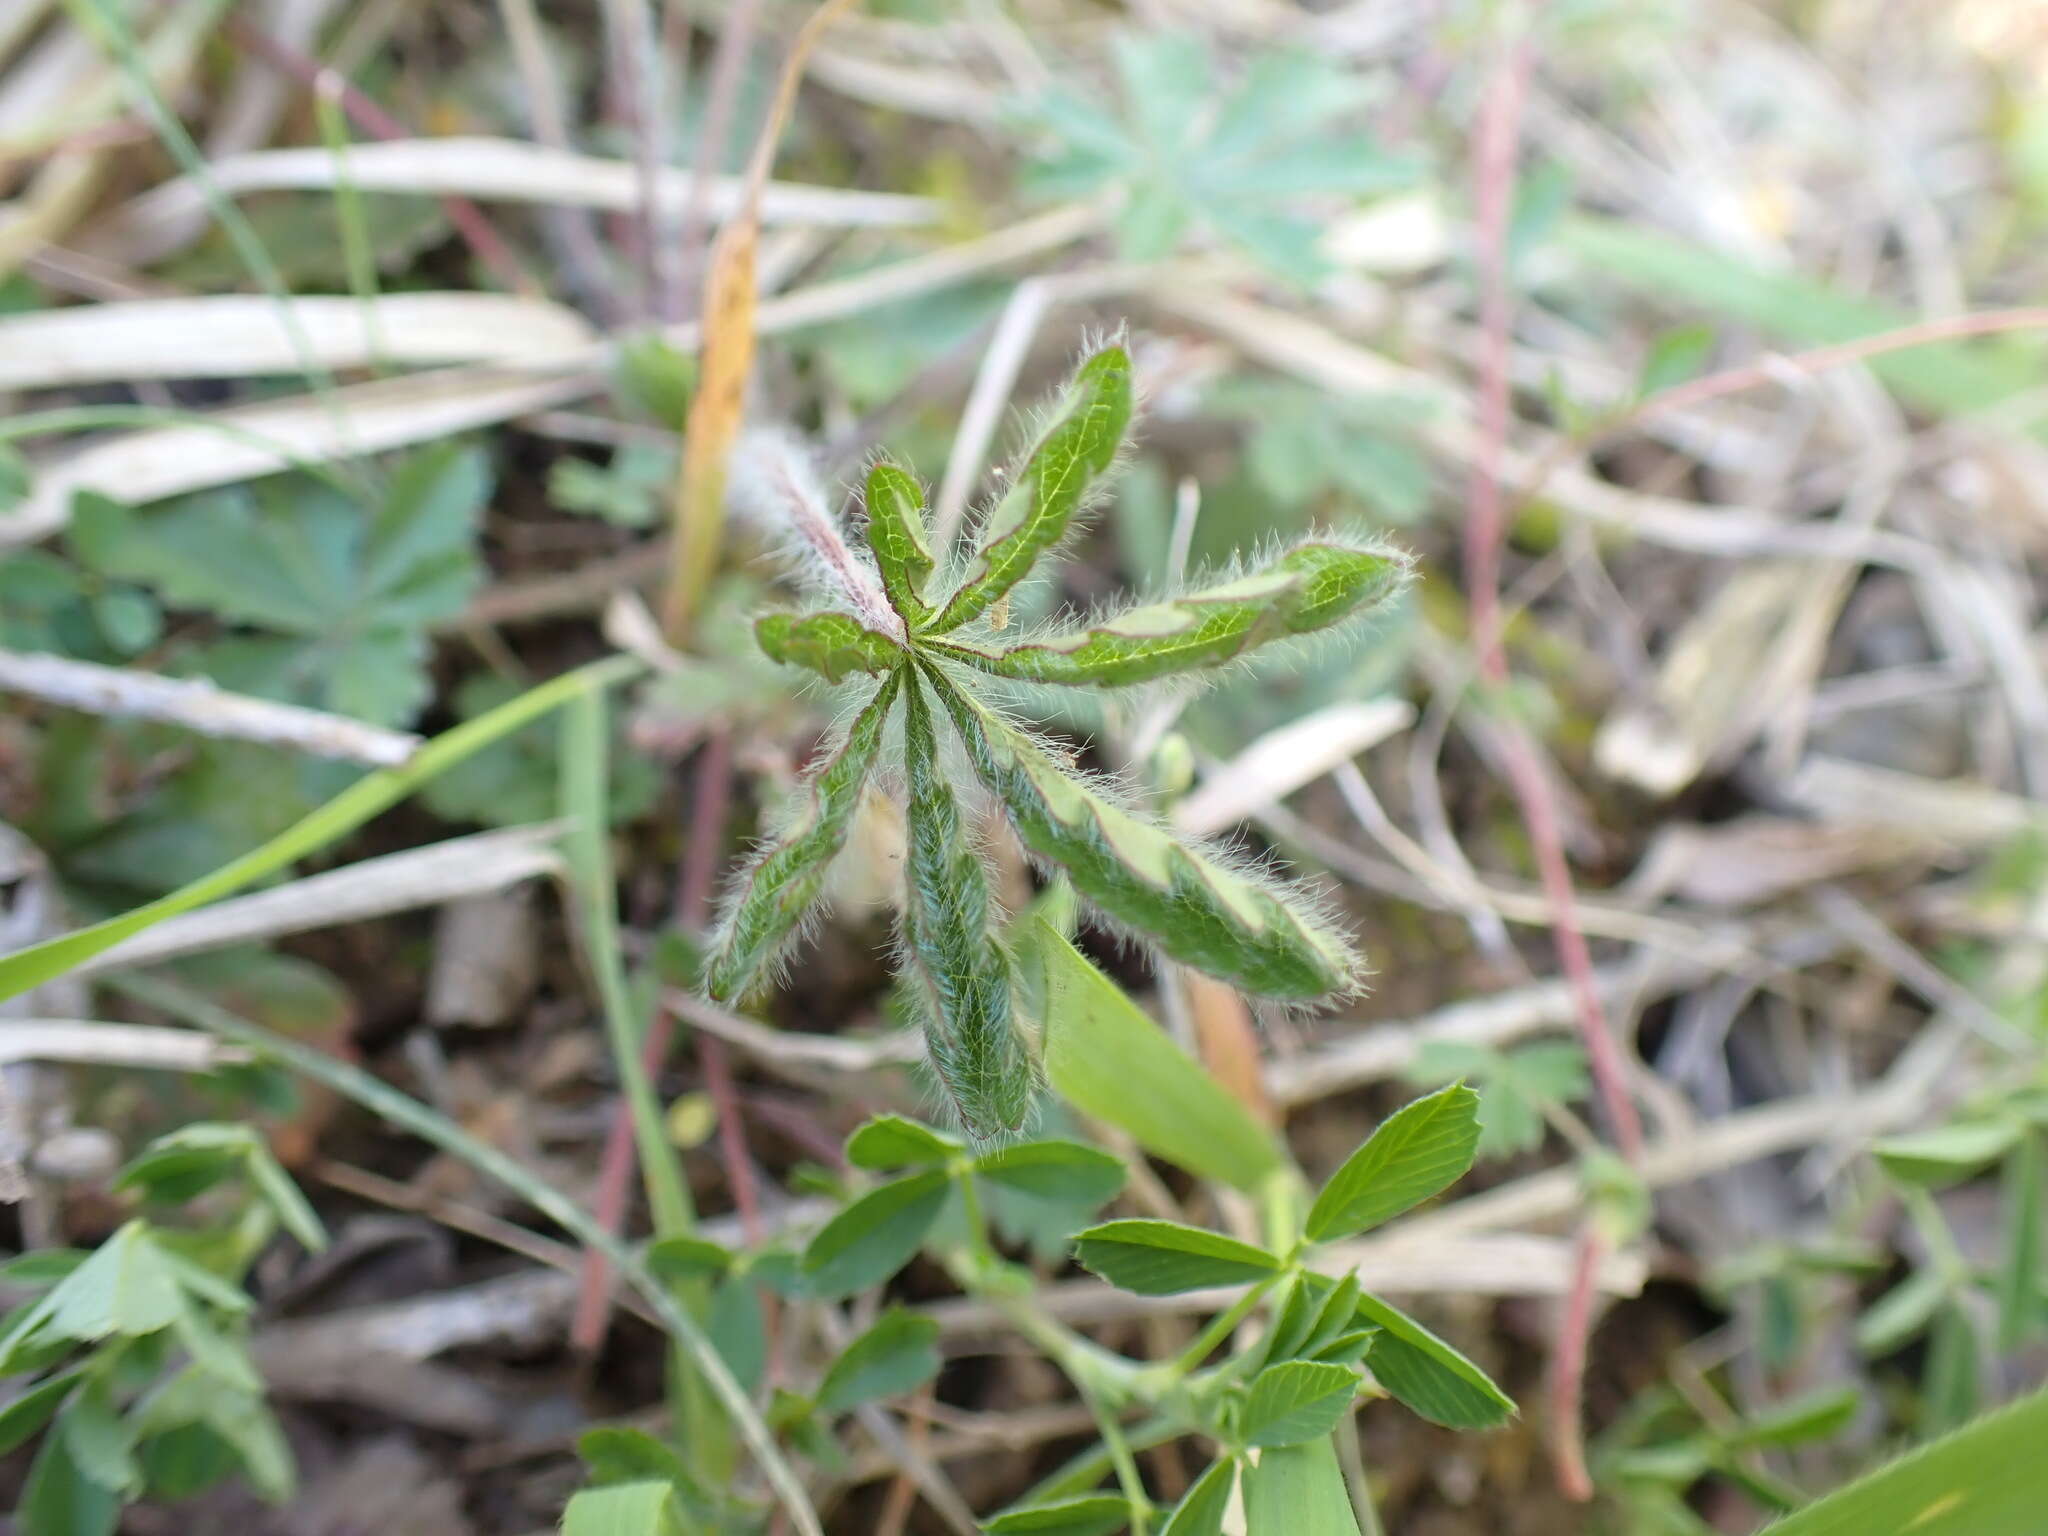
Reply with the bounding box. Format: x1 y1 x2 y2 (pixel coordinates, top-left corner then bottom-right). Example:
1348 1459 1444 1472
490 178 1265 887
717 338 1399 1136
930 538 1408 688
704 672 900 1002
930 669 1364 1000
925 345 1132 635
898 672 1036 1138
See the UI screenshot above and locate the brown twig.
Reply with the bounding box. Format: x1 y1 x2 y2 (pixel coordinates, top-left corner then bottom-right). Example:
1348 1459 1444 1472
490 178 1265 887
216 13 539 298
1464 21 1641 1160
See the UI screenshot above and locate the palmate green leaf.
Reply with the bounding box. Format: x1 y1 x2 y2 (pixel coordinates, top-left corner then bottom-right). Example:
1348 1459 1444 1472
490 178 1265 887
1026 919 1285 1189
1240 1435 1360 1536
753 610 906 683
930 537 1408 687
799 1170 951 1299
69 444 489 726
816 1308 942 1415
898 671 1036 1140
932 673 1364 1000
0 657 641 1003
1304 1084 1481 1242
704 672 900 1003
1072 1219 1281 1295
925 346 1133 635
1023 38 1413 287
1239 1360 1360 1448
863 462 936 626
1763 1385 2048 1535
1354 1292 1514 1430
845 1114 964 1171
1159 1457 1236 1536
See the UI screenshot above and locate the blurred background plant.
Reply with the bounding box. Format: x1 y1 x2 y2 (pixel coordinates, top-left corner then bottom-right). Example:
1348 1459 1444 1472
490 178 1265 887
2 0 2047 1532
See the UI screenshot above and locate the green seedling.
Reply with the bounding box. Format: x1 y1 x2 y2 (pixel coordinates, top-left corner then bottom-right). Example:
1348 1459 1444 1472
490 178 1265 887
702 342 1411 1139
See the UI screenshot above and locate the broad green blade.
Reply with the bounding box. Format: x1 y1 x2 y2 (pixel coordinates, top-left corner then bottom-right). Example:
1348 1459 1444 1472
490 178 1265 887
1763 1386 2048 1535
928 670 1364 1001
753 610 906 683
1025 917 1284 1190
926 345 1132 635
931 538 1408 688
704 672 901 1002
863 462 936 627
898 671 1036 1140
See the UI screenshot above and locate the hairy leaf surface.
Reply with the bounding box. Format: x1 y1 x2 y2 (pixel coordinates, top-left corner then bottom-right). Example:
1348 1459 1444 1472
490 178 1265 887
863 462 936 626
930 670 1364 999
899 673 1035 1139
753 611 905 683
932 539 1407 687
705 673 900 1001
926 346 1132 635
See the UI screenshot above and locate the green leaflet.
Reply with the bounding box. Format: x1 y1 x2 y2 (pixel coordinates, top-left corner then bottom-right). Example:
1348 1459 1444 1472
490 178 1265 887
931 538 1408 687
754 611 905 683
925 346 1133 635
898 672 1036 1140
927 667 1364 1000
704 673 901 1002
863 462 936 627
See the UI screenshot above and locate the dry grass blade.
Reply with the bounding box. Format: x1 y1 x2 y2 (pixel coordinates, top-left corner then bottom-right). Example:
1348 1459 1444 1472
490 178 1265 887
0 647 422 765
662 0 864 643
0 1020 248 1071
0 363 592 545
0 293 595 388
94 136 938 261
73 826 563 979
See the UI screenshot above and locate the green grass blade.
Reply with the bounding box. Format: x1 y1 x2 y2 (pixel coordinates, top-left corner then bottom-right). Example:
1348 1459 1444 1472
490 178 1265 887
863 462 936 627
560 689 691 1237
753 611 906 682
928 668 1364 1001
704 672 901 1002
110 976 822 1536
898 671 1036 1141
925 345 1132 635
0 657 643 1003
931 538 1409 688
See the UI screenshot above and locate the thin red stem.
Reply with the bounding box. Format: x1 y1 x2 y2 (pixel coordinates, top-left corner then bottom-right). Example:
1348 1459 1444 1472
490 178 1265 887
1461 15 1641 1501
1547 1224 1603 1502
